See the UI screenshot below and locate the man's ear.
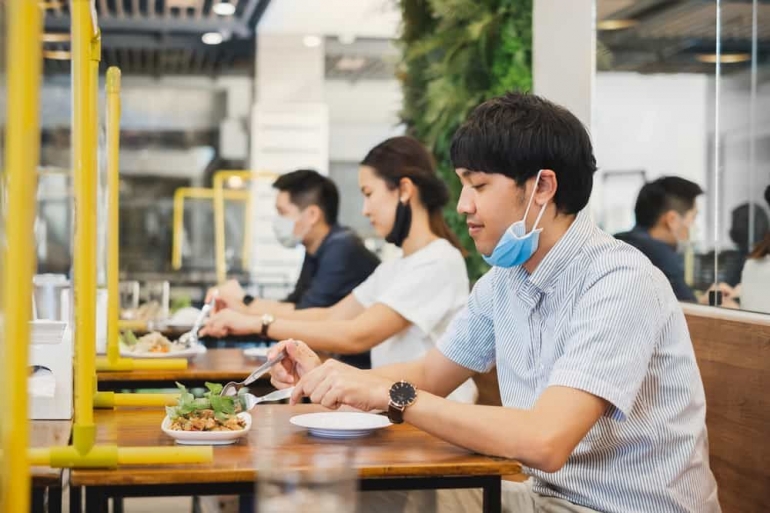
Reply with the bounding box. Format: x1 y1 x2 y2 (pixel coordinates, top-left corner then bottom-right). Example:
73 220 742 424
306 204 324 225
533 169 557 206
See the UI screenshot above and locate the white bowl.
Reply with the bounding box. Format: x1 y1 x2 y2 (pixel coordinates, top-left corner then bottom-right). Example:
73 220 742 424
120 344 207 361
161 412 252 445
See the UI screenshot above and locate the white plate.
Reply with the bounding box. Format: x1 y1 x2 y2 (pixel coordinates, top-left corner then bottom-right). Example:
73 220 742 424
243 346 272 359
290 412 391 439
161 412 251 445
120 344 207 361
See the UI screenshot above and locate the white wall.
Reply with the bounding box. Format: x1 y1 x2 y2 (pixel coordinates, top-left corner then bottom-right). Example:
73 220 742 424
534 0 595 129
592 72 710 237
325 79 404 162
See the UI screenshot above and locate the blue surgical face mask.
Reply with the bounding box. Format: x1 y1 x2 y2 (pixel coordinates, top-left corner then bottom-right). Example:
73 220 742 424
482 170 547 268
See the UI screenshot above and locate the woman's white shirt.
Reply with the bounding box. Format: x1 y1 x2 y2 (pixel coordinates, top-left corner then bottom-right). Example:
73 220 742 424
353 239 477 403
741 256 770 314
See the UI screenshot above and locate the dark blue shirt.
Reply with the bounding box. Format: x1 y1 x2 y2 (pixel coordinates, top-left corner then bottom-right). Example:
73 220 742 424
615 227 696 302
285 224 380 368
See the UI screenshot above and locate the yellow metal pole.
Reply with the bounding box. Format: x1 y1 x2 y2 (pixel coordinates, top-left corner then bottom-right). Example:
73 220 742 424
71 0 98 454
1 1 42 511
98 84 190 373
172 189 185 270
106 66 121 365
212 171 261 284
214 177 227 284
172 187 250 271
28 445 212 468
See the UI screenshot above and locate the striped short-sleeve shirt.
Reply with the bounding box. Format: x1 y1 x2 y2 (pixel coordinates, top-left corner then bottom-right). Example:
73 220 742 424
438 210 720 513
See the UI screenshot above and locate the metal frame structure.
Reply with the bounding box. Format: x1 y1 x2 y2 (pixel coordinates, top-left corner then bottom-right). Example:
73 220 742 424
0 3 215 500
212 169 277 284
93 65 188 375
1 1 44 511
171 186 250 272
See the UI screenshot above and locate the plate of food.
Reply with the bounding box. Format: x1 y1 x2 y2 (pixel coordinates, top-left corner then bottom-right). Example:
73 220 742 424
119 330 206 360
162 382 252 445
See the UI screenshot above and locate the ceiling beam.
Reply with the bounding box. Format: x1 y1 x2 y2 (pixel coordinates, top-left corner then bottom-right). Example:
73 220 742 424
44 15 253 38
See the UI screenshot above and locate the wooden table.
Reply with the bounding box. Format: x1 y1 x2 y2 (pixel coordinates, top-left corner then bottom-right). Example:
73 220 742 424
96 348 271 391
70 405 521 513
31 420 72 513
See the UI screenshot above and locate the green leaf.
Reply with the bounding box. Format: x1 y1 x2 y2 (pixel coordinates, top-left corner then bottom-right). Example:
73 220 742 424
204 382 223 395
122 330 138 346
165 406 178 419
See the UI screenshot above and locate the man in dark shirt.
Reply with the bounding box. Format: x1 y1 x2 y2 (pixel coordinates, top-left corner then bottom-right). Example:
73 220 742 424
208 169 379 367
615 176 702 302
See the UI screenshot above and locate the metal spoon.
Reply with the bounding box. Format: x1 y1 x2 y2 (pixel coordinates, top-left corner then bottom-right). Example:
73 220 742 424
220 350 286 396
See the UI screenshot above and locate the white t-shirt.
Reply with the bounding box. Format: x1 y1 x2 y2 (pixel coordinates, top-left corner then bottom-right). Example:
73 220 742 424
353 238 477 403
741 256 770 314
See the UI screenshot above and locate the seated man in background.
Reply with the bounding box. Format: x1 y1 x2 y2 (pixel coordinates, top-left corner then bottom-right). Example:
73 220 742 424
615 176 719 302
209 169 380 368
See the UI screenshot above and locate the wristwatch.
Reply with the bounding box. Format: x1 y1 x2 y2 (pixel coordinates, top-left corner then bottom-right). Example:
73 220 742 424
387 381 417 424
243 294 255 306
259 313 275 338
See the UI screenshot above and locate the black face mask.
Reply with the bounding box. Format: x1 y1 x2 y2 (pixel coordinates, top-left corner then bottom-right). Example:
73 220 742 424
386 201 412 247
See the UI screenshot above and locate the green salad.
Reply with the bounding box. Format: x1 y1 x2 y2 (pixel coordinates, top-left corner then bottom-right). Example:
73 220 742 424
166 382 248 432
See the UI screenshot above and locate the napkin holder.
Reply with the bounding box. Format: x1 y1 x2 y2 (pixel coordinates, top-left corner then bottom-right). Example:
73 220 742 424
28 320 73 420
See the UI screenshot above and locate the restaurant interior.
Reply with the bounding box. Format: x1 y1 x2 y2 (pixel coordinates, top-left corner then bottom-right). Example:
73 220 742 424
1 0 769 512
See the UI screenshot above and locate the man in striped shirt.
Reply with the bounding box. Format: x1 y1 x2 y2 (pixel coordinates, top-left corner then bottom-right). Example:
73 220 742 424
270 92 720 512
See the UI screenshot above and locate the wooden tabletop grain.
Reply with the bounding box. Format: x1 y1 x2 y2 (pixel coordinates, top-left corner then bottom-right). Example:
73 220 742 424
30 420 72 486
70 405 521 487
96 348 269 388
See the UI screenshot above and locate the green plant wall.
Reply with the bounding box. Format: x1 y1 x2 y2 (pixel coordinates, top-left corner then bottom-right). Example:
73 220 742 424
398 0 533 281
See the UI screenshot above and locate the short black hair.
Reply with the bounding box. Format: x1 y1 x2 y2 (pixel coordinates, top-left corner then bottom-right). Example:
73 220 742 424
634 176 703 229
272 169 339 225
450 92 597 214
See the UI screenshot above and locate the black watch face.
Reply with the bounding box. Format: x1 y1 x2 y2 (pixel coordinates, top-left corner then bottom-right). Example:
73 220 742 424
390 381 416 407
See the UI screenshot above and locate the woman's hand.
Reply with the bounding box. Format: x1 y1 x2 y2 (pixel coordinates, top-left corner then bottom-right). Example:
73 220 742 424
200 309 257 337
268 339 322 389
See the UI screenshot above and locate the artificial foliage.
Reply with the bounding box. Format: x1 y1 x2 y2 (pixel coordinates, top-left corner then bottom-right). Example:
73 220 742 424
398 0 533 280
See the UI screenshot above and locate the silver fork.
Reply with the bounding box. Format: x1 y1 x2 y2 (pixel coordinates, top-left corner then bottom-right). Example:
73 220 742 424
220 350 287 396
241 387 294 411
178 291 217 348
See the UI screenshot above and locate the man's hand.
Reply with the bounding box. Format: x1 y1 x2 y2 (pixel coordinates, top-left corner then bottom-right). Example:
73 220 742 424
290 359 392 412
200 309 257 337
205 280 245 313
268 340 323 389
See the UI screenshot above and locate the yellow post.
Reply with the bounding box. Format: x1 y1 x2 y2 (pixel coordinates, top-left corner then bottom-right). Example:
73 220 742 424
71 0 98 454
106 66 121 365
1 1 42 511
212 170 271 284
172 187 251 271
214 180 227 284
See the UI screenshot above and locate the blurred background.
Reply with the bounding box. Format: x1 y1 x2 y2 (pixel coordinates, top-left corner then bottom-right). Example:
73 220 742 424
14 0 770 315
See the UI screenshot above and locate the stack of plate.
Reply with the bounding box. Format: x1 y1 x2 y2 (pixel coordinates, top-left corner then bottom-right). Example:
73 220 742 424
30 320 68 346
290 412 391 439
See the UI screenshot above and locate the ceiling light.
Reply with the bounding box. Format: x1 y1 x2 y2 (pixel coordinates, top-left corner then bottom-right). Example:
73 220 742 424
335 57 367 71
696 53 751 64
202 32 224 45
338 33 356 45
597 19 638 31
212 2 236 16
303 35 322 48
